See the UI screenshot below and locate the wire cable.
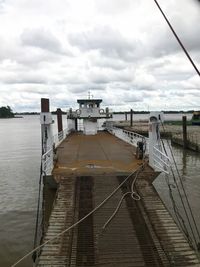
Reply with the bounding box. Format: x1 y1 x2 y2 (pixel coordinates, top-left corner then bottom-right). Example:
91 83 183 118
164 174 193 247
153 0 200 76
161 121 200 240
160 137 197 245
10 164 145 267
160 121 200 250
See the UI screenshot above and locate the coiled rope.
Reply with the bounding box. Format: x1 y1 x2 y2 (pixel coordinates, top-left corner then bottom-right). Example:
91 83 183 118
10 163 145 267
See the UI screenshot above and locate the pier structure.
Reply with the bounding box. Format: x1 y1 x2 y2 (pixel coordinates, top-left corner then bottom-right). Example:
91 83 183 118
36 98 200 267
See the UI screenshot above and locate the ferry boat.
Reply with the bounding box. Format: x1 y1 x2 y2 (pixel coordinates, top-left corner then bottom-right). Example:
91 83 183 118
10 97 200 267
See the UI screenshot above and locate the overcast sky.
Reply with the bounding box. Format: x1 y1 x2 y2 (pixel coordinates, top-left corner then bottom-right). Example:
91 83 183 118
0 0 199 112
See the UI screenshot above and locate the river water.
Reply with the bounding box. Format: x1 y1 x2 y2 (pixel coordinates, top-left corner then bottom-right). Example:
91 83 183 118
0 114 199 267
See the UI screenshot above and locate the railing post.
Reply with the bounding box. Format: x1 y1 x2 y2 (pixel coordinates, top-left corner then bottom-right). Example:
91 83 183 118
40 98 54 174
148 112 162 169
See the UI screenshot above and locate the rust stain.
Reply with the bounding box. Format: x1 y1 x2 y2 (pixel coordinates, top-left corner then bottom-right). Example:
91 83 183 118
53 132 143 178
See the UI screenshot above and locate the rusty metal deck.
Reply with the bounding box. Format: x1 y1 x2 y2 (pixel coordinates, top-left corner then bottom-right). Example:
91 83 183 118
53 132 142 178
37 132 200 267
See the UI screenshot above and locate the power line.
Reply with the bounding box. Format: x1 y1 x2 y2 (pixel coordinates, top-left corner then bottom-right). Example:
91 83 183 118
153 0 200 76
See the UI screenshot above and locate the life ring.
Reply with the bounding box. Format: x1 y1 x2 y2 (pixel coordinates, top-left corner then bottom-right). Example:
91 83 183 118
76 109 81 115
99 109 104 114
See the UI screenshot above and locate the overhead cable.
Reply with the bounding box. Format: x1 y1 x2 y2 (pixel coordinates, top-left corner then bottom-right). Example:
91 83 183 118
153 0 200 76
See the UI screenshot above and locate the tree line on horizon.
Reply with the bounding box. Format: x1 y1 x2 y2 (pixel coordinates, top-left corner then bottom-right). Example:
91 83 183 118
0 106 14 118
0 105 197 117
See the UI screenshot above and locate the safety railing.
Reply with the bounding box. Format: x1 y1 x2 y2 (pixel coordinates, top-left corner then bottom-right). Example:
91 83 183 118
153 145 170 174
41 148 54 175
53 127 68 148
108 127 149 155
42 128 69 175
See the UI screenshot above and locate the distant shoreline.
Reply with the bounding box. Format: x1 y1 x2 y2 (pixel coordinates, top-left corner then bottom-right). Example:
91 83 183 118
0 115 23 119
14 111 195 116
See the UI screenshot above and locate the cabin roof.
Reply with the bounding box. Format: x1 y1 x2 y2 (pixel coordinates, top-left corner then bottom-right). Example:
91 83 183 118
77 99 102 104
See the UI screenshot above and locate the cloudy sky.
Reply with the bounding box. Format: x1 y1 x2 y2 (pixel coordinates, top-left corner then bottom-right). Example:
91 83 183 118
0 0 199 112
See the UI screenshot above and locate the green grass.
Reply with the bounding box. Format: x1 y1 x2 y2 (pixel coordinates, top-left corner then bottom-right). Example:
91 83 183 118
165 120 193 126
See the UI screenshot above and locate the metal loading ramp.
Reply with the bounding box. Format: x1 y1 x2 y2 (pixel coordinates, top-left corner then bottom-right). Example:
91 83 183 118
37 172 200 267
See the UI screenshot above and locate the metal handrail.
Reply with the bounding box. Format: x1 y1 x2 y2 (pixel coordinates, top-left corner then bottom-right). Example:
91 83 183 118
42 127 69 175
153 145 170 173
41 148 54 175
153 152 170 168
108 127 149 155
42 148 53 159
53 127 68 148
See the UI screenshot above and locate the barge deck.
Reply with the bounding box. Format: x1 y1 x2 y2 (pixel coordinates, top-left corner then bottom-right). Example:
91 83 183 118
37 132 200 267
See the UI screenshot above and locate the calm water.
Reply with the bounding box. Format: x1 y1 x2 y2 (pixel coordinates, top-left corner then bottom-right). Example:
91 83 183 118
0 114 199 267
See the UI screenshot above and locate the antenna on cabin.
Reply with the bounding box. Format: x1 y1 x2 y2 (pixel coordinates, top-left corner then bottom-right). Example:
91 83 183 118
88 91 94 99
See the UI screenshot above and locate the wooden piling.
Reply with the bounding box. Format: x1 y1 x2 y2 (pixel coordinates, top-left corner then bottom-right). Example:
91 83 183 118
182 116 187 149
75 118 78 131
130 109 133 127
125 112 127 121
57 108 63 133
41 98 49 112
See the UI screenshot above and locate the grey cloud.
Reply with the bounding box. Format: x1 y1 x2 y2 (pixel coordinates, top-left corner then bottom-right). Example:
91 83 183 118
17 50 61 66
88 66 134 86
21 28 72 56
68 83 105 94
125 95 142 103
147 3 200 58
3 76 47 85
68 26 138 61
95 0 135 15
0 36 63 67
52 98 72 109
89 72 110 84
91 55 127 70
0 0 5 12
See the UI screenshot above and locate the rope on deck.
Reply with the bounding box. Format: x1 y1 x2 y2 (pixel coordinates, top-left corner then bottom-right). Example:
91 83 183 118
10 163 145 267
102 169 141 230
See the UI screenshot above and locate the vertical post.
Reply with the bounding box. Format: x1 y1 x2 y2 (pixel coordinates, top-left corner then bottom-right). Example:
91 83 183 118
40 98 54 175
130 109 133 127
75 118 78 131
57 108 63 141
125 112 127 121
182 115 187 149
41 98 49 113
